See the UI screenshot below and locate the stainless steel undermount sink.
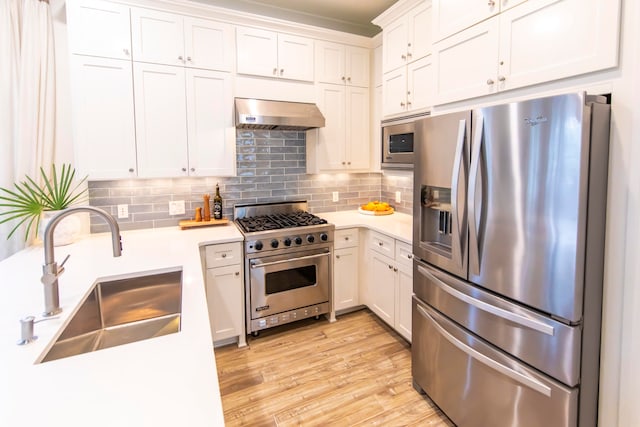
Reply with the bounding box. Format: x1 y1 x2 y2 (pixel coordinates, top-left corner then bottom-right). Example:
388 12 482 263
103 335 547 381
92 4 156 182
39 269 182 363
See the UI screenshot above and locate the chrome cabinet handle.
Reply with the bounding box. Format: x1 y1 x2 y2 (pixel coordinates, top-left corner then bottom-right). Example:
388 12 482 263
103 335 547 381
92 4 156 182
486 78 495 85
416 303 552 396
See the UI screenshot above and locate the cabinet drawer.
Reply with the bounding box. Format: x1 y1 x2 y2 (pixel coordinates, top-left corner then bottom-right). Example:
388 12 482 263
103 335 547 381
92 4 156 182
396 241 414 268
204 242 242 268
369 231 395 257
334 228 359 249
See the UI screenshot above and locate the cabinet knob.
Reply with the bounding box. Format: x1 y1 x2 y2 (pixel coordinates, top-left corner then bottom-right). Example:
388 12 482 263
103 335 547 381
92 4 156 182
342 161 346 165
190 167 195 172
280 68 284 76
378 242 383 246
235 271 240 276
128 168 135 173
123 48 130 56
178 55 184 61
222 253 227 258
187 56 192 62
342 76 346 81
401 54 406 60
345 237 349 241
336 255 340 259
407 254 413 259
388 265 393 269
400 101 406 107
498 75 506 82
408 42 412 47
393 267 398 272
182 167 187 172
488 0 496 6
347 77 351 82
486 78 495 85
407 52 412 59
347 161 351 165
273 68 278 75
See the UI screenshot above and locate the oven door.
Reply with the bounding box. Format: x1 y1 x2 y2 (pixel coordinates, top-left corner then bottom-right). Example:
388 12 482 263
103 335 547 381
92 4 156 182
248 247 330 320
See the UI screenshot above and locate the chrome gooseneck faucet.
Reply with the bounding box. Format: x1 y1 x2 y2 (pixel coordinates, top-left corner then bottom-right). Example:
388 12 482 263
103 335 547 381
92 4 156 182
41 206 122 317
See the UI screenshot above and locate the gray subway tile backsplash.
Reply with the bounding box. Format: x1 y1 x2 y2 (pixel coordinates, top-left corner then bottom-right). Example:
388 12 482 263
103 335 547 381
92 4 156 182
88 130 413 233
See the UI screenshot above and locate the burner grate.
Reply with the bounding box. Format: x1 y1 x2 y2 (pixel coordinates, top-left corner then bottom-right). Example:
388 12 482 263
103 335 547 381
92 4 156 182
236 211 327 233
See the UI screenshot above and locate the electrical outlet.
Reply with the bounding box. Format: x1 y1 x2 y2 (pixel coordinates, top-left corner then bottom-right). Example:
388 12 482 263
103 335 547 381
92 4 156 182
395 191 402 203
117 204 128 219
169 200 185 215
332 191 339 202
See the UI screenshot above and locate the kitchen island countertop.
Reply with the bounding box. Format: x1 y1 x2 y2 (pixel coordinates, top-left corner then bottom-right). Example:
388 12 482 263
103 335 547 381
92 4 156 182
0 224 242 427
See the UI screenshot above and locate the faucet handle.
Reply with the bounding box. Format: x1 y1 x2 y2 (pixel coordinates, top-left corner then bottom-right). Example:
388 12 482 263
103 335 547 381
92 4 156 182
57 254 71 275
17 315 59 345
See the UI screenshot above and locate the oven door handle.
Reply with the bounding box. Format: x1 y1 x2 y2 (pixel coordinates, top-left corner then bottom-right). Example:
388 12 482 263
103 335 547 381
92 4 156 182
250 251 330 269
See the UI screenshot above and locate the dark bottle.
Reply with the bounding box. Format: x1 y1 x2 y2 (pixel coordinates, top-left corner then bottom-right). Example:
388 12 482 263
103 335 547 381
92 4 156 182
213 183 223 220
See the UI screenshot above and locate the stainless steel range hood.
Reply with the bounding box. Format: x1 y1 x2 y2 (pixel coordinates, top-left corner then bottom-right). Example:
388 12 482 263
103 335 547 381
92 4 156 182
235 98 325 131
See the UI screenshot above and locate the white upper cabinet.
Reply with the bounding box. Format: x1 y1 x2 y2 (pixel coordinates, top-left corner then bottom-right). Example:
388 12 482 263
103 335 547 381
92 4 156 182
133 63 235 178
315 41 370 88
236 27 314 82
133 63 189 178
131 8 233 71
311 84 370 172
382 1 432 74
70 55 137 179
383 55 433 116
432 0 527 42
66 0 132 60
432 0 620 105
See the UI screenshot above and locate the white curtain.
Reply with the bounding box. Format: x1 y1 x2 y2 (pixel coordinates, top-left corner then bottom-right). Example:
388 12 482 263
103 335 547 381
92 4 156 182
0 0 57 261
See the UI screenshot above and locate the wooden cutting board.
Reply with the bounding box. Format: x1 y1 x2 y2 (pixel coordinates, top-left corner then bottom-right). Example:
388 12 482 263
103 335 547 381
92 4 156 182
178 218 229 230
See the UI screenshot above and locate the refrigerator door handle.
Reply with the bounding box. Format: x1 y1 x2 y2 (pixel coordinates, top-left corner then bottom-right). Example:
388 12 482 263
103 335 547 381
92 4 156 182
468 116 483 276
415 303 552 397
450 119 467 269
417 264 555 336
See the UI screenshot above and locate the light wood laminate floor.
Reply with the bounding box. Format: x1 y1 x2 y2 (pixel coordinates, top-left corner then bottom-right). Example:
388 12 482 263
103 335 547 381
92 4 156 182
215 309 454 426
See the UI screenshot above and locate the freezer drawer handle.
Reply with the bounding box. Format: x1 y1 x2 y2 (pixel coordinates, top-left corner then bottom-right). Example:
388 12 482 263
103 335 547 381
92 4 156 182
418 265 554 336
416 303 552 397
250 251 329 269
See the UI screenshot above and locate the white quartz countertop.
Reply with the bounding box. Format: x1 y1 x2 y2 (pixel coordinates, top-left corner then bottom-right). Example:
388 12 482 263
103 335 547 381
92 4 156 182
320 210 413 244
0 224 243 427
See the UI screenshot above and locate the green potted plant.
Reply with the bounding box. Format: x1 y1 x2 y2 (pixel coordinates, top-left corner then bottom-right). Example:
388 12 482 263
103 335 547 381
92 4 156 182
0 164 88 243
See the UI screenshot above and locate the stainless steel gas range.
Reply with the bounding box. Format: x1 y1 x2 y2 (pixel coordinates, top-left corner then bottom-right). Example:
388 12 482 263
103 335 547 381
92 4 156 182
234 201 334 335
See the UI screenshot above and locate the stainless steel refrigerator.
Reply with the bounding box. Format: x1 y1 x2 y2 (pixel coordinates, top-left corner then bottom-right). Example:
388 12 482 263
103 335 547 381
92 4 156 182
411 92 611 427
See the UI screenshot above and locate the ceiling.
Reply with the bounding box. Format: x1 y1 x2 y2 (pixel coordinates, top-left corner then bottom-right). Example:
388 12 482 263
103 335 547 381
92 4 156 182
191 0 399 37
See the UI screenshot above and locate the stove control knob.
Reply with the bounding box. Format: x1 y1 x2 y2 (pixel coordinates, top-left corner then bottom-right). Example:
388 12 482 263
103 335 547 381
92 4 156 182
271 239 279 249
307 234 315 243
320 233 328 241
294 236 303 245
254 241 263 251
283 237 292 246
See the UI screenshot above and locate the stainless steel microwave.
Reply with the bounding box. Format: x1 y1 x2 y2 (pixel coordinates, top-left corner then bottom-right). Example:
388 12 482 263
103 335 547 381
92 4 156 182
381 113 428 169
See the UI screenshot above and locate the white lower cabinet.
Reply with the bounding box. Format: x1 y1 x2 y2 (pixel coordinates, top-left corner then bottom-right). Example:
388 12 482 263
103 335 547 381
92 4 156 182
204 242 246 347
366 231 413 342
333 229 360 312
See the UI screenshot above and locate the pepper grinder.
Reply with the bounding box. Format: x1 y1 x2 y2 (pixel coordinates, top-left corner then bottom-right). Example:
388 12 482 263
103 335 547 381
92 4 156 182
203 194 211 221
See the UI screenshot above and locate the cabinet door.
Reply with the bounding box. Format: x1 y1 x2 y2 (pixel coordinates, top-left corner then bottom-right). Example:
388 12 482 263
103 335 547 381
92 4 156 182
345 86 370 170
334 247 359 311
185 69 235 177
133 63 188 177
184 17 234 72
277 34 314 82
407 55 433 112
315 84 346 170
236 27 278 78
433 17 499 105
396 264 413 342
315 41 345 85
408 1 433 62
70 55 137 179
382 67 407 117
345 46 370 88
432 0 499 42
370 251 396 327
131 8 185 66
205 264 243 342
498 0 620 91
67 0 132 60
383 16 409 73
